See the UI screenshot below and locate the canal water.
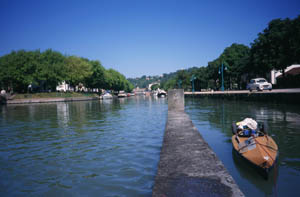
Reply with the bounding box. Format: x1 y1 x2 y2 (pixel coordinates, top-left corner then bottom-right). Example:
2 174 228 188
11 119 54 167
185 98 300 197
0 96 300 196
0 97 167 196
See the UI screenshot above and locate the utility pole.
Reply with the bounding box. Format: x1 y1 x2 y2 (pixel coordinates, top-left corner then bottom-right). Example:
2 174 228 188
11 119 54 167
177 80 182 89
190 74 196 93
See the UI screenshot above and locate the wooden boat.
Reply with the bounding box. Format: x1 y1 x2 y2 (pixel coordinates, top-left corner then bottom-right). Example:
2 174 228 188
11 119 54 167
231 121 278 179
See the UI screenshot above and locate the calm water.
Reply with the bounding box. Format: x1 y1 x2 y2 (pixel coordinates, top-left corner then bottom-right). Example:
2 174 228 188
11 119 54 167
0 97 167 196
1 96 300 196
185 98 300 197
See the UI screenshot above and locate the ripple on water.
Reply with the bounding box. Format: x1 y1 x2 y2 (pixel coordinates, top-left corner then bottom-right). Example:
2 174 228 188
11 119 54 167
0 98 168 196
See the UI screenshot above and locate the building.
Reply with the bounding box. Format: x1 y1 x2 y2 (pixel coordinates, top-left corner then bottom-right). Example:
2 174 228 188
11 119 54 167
271 64 300 84
56 81 73 92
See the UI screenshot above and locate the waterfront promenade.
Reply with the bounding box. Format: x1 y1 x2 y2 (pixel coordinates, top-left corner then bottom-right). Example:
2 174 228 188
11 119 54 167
153 89 244 197
185 88 300 104
185 88 300 95
4 96 99 104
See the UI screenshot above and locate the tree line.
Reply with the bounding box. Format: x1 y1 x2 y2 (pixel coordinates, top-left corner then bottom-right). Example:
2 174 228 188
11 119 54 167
0 49 134 93
160 15 300 91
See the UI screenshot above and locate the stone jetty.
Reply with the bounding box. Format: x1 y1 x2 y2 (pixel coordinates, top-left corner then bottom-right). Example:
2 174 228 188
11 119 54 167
152 89 244 197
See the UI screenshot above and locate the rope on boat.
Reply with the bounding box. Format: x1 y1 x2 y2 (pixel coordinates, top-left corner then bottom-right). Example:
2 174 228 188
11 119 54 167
254 136 275 163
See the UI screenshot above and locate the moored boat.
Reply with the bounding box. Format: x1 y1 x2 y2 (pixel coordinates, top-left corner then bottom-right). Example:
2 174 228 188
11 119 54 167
117 91 127 98
101 92 113 99
157 89 167 98
231 118 278 179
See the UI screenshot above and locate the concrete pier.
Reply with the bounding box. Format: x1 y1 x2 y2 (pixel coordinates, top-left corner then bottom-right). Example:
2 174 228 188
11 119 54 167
185 88 300 105
152 89 244 197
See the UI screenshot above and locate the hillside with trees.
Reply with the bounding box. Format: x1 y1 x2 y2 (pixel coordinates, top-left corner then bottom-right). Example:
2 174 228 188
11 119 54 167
136 15 300 91
0 49 134 93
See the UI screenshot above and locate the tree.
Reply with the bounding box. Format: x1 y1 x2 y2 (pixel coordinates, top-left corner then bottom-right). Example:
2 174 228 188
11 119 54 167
162 78 176 90
37 49 66 91
249 16 300 77
289 16 300 65
175 70 191 90
106 69 133 92
193 67 209 91
206 58 222 90
151 84 160 90
64 56 92 89
0 50 42 92
220 44 250 89
85 60 107 90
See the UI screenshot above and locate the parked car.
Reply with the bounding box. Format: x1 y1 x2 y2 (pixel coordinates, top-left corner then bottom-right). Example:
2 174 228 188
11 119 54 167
247 78 272 92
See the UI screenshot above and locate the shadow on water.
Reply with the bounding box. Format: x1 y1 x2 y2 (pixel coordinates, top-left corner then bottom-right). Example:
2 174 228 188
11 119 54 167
231 148 279 195
185 97 300 196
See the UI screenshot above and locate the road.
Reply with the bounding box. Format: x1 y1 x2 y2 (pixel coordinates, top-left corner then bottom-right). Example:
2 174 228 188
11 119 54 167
185 88 300 95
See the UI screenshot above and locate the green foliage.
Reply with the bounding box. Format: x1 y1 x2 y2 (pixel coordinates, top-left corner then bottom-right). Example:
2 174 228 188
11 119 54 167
1 16 299 92
38 49 66 91
220 44 250 89
162 44 250 91
162 78 177 90
175 70 191 90
193 67 209 90
132 16 300 90
64 56 92 87
85 60 107 89
249 16 300 77
151 84 160 90
106 69 133 92
128 75 162 89
0 49 133 93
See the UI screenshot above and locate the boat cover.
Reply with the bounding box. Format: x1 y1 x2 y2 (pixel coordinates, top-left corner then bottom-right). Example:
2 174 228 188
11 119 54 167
237 118 258 130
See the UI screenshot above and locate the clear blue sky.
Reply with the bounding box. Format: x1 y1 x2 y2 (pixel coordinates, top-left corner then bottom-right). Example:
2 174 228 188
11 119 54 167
1 0 299 78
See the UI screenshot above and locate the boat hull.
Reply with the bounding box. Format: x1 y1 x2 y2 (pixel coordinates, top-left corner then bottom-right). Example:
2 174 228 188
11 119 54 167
232 134 278 179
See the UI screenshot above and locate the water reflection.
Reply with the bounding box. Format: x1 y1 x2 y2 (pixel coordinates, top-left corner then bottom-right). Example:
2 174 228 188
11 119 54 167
234 148 280 192
185 98 300 196
57 102 69 129
0 97 167 196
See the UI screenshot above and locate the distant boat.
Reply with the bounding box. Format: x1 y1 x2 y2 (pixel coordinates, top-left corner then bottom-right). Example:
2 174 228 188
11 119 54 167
102 92 113 99
157 89 167 98
118 91 127 98
232 119 278 179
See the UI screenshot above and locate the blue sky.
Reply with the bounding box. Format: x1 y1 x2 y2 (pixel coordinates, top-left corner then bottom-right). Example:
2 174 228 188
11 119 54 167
0 0 299 78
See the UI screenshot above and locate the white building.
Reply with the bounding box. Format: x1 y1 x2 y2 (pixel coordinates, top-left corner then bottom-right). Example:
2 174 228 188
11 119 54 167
56 81 73 92
270 64 300 84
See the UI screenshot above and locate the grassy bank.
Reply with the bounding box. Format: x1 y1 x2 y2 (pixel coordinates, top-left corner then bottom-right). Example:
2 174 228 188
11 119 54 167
14 92 99 99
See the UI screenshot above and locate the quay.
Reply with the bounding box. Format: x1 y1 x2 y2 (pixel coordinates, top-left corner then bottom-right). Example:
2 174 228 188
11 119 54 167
152 89 244 197
185 88 300 104
3 96 99 104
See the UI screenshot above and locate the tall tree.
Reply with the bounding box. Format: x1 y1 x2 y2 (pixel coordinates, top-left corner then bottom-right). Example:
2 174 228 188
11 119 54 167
0 50 42 92
220 43 250 89
64 56 92 89
85 60 107 90
37 49 66 91
249 17 300 77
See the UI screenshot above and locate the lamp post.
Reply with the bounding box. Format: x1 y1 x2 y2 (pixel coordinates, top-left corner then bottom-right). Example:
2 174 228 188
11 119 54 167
190 74 196 93
219 62 227 91
177 80 182 89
